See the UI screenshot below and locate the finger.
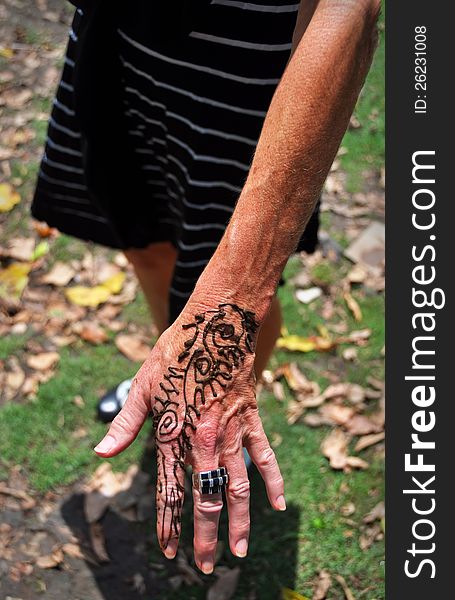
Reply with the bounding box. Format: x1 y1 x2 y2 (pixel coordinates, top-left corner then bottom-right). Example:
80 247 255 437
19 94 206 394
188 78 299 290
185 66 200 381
222 441 250 558
155 442 186 559
94 376 150 457
192 445 223 574
243 412 286 511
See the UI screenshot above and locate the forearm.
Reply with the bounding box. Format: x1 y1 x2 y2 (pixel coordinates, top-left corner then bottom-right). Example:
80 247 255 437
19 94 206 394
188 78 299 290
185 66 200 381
190 0 380 323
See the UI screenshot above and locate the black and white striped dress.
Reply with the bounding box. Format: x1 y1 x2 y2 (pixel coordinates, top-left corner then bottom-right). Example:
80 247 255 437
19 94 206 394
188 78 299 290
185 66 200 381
32 0 320 321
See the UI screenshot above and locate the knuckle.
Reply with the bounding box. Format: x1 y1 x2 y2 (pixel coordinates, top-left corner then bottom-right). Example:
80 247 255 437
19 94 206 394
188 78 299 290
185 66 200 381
228 479 250 501
111 410 135 436
196 424 220 450
258 446 276 469
196 498 224 517
195 539 218 556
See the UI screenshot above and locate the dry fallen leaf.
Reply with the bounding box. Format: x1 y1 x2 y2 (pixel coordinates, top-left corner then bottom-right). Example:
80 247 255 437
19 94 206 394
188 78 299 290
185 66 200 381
42 261 76 286
62 542 84 560
0 262 31 300
33 220 57 238
277 333 335 353
363 501 385 524
65 272 126 307
73 321 108 344
334 574 355 600
89 522 109 563
354 432 385 452
115 334 150 362
1 88 33 109
313 569 332 600
321 429 368 471
3 237 35 261
36 546 64 569
344 292 362 322
345 414 383 436
26 352 60 371
320 404 355 426
0 183 21 212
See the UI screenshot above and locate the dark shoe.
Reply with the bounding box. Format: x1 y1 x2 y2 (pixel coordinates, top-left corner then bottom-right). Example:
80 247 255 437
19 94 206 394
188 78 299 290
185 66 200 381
97 378 133 423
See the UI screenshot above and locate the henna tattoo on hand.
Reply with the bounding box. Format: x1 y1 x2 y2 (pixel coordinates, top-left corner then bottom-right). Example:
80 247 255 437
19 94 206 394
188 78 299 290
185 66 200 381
152 303 258 549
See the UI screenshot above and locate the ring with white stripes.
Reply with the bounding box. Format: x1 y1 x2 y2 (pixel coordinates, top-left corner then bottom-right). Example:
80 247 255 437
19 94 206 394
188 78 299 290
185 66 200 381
192 467 229 495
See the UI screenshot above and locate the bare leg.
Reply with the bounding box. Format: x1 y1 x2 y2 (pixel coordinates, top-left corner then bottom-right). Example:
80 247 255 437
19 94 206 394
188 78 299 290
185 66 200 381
124 241 177 335
254 295 282 379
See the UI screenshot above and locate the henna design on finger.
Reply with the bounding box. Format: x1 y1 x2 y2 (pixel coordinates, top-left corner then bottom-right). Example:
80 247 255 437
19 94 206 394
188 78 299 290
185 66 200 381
152 304 258 550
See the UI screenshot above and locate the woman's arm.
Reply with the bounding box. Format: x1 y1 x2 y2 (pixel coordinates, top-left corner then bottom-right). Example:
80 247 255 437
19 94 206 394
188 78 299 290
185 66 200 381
95 0 381 571
190 0 380 323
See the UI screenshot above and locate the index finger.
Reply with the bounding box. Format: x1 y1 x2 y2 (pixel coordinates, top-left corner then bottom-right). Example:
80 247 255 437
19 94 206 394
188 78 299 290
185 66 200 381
155 441 186 558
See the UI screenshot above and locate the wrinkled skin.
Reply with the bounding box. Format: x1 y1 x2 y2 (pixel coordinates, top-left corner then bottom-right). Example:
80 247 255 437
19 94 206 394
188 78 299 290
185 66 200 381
94 303 285 573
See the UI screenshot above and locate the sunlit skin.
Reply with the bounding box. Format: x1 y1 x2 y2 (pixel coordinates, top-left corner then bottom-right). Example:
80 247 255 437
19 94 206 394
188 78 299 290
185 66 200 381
94 0 381 575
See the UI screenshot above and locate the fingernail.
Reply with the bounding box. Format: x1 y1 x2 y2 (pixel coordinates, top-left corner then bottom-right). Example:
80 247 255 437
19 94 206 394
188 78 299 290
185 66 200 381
164 543 177 560
235 539 248 558
201 561 213 575
94 435 115 454
276 495 287 511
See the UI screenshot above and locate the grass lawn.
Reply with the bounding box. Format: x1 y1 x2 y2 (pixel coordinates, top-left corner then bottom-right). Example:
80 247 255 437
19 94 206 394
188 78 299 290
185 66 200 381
0 8 384 599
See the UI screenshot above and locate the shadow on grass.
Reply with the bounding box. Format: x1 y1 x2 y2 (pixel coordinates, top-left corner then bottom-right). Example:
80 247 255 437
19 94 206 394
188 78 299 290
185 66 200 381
61 435 300 600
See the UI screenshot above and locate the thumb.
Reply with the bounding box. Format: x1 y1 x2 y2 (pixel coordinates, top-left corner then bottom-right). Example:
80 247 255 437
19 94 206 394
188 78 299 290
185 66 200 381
94 377 151 457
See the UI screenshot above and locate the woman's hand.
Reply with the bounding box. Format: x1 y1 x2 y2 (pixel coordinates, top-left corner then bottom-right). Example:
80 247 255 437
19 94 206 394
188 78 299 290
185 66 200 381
94 302 285 573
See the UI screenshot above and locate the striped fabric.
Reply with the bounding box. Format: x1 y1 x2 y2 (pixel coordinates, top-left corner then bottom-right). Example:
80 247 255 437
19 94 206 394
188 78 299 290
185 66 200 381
32 1 319 322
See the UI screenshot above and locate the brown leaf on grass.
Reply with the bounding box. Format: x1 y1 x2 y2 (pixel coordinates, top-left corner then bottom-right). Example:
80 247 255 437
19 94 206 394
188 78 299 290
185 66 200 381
26 352 59 371
3 237 35 261
287 399 306 425
73 321 108 344
115 334 150 362
282 363 319 395
0 262 31 301
33 220 57 238
207 566 241 600
321 429 368 471
89 522 110 563
354 432 385 452
345 415 383 436
347 264 368 284
342 347 358 362
334 574 355 600
303 413 329 428
1 88 33 109
322 383 365 405
344 292 362 322
319 404 355 426
359 523 382 551
313 569 332 600
272 380 286 402
73 395 85 408
340 329 372 345
41 261 76 286
363 501 385 524
36 546 64 569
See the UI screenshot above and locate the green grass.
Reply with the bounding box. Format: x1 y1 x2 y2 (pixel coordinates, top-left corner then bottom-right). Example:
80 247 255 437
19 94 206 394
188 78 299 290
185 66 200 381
0 342 147 491
340 10 385 191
